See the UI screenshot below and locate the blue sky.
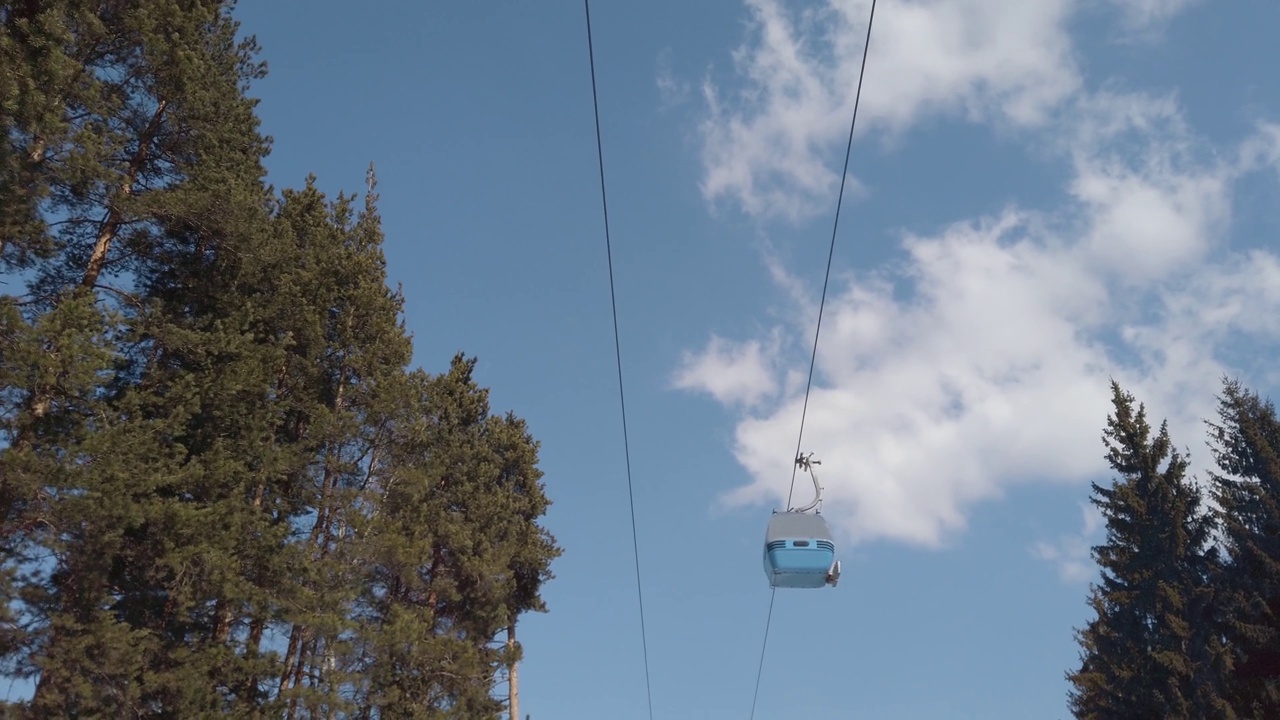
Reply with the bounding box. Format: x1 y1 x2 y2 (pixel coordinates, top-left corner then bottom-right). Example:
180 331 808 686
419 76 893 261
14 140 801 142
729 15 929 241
230 0 1280 718
9 0 1279 716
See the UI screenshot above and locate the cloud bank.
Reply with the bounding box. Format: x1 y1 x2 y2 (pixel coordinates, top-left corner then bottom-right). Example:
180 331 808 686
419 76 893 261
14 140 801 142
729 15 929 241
674 0 1280 572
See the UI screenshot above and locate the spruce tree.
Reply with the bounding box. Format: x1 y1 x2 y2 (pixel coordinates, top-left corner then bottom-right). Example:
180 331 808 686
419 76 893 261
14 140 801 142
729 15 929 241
1067 381 1234 719
1208 378 1280 717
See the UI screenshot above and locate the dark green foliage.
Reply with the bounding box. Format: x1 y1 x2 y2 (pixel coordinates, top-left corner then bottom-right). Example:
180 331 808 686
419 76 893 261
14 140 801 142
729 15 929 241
1067 381 1234 719
0 0 270 292
348 357 560 718
1209 378 1280 718
1 1 290 714
1 1 560 716
0 289 135 714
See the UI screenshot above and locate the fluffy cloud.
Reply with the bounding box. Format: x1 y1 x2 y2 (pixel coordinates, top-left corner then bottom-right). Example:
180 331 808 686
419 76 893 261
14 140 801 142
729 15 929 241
686 120 1279 548
1066 91 1235 282
677 0 1280 554
695 0 1215 221
699 0 1083 220
672 334 781 408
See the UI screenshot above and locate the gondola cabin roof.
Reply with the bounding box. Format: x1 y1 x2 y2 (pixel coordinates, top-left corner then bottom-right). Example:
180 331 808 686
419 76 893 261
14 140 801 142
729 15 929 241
765 511 833 543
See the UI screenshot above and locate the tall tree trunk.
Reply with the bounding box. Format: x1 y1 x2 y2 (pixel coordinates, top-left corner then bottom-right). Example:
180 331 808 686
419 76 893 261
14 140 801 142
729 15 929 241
278 625 303 694
285 633 314 718
81 98 168 289
508 620 519 720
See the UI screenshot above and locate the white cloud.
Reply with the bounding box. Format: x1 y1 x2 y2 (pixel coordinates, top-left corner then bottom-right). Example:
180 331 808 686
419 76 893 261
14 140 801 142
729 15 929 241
695 0 1212 221
1073 166 1229 281
714 209 1125 547
672 334 781 408
694 94 1270 548
677 1 1280 551
1125 249 1280 405
695 130 1280 547
699 0 1084 220
1188 250 1280 339
1032 503 1104 584
1065 92 1235 283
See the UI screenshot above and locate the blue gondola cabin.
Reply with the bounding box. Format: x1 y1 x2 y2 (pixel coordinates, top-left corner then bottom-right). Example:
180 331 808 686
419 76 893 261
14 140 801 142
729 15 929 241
763 510 841 589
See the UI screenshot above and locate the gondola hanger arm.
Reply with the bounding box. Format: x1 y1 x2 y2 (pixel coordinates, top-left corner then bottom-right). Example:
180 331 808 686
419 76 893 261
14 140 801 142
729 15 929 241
791 452 823 513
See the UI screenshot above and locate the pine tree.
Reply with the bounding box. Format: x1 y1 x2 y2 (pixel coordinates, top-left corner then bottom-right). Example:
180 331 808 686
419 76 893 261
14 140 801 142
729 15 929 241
2 0 287 714
1208 378 1280 717
1067 381 1234 719
267 168 415 717
4 2 562 714
350 356 560 719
